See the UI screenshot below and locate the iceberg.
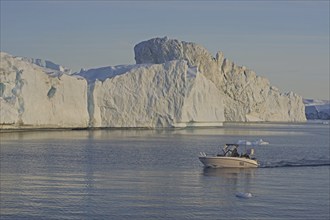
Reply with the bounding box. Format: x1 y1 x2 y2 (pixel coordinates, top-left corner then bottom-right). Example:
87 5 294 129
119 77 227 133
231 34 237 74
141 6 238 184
304 99 330 120
0 36 308 129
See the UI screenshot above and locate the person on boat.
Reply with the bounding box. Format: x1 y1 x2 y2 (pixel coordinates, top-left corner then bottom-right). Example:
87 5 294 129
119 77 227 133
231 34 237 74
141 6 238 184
232 148 239 157
242 153 250 159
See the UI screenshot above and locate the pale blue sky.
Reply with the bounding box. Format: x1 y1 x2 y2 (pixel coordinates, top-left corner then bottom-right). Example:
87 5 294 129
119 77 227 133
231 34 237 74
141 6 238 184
1 1 329 99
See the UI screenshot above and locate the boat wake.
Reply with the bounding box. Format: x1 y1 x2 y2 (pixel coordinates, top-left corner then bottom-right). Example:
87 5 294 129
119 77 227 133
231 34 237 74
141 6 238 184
260 158 330 168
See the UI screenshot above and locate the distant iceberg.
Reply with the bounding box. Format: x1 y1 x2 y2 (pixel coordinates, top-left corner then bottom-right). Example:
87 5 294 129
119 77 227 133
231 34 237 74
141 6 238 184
304 99 330 120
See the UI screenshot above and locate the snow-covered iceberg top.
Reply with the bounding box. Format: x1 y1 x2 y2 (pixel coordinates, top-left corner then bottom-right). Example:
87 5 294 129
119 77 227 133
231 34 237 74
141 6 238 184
134 36 213 67
76 64 150 82
15 55 72 76
304 99 330 106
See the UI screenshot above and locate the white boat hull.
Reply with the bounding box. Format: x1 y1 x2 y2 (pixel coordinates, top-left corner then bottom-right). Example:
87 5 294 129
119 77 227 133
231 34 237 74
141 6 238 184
199 156 259 168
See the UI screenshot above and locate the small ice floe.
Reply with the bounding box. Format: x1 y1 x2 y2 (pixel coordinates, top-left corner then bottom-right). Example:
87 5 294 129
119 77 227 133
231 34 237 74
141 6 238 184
237 139 269 146
252 139 269 145
236 140 252 145
236 192 253 199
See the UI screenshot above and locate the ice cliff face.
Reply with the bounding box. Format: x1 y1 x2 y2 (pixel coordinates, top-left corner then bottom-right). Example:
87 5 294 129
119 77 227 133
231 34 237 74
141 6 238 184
79 61 224 128
135 37 306 122
0 52 89 128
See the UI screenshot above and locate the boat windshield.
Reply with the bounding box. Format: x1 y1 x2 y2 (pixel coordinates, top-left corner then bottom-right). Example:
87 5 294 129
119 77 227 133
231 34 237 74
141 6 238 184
222 144 239 156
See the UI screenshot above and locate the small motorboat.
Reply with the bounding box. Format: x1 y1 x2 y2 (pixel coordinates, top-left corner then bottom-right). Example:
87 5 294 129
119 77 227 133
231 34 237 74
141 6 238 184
199 144 259 168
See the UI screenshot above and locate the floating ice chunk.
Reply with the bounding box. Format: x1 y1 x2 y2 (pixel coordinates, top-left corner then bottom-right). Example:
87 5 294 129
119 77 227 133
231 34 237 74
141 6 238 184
236 192 253 199
236 140 252 145
237 139 269 146
253 139 269 145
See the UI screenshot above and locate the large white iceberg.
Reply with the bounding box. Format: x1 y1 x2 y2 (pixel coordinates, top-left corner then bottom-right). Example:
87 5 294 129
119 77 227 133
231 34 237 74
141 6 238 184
0 37 307 129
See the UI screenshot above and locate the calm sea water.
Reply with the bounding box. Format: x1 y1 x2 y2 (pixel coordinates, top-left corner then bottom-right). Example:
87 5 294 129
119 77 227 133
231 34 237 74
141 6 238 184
1 123 329 220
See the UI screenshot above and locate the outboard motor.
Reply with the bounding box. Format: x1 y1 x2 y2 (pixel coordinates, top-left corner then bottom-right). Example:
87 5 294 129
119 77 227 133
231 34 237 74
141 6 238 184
247 148 255 156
